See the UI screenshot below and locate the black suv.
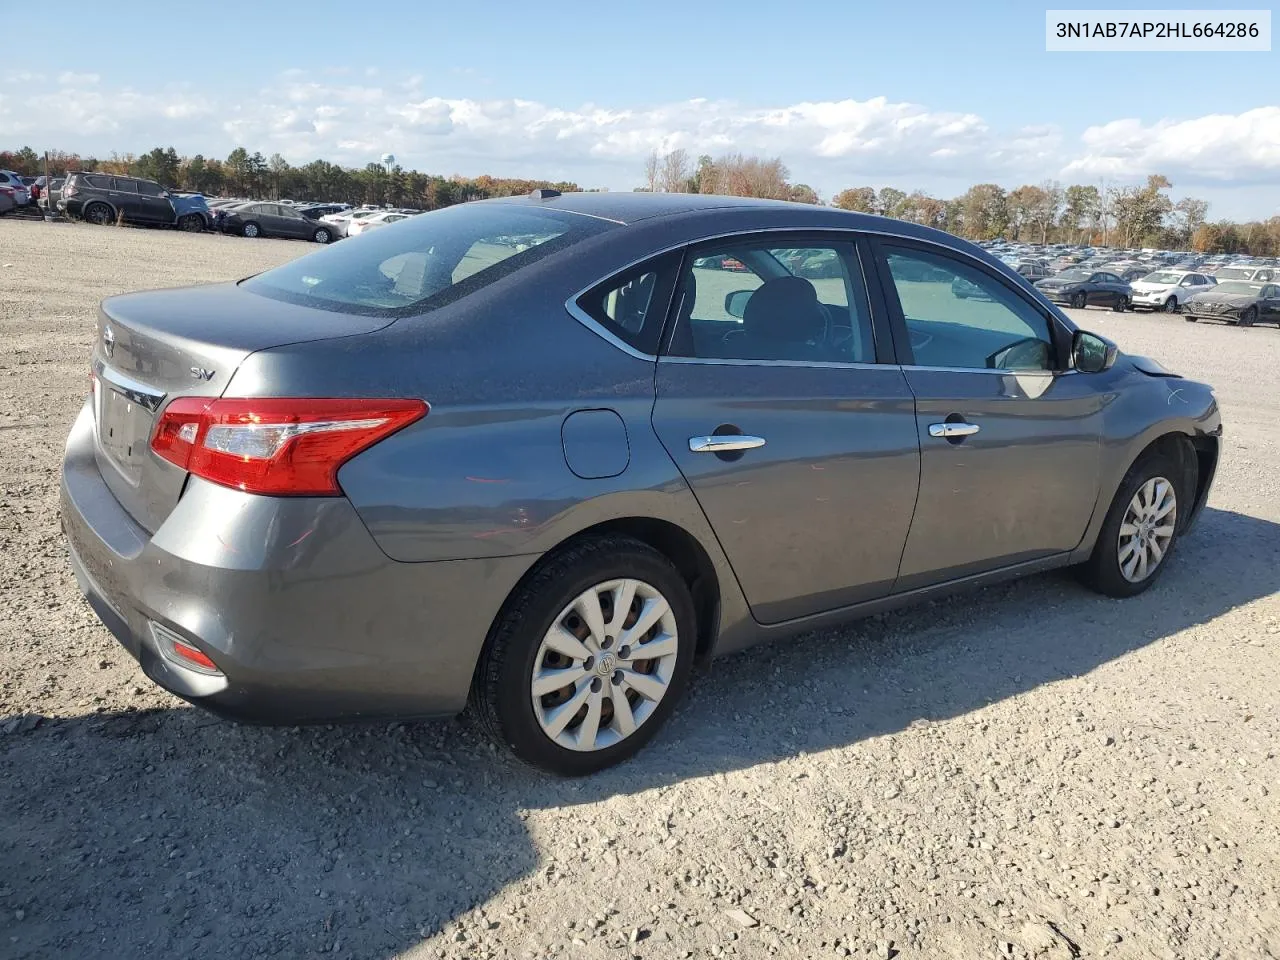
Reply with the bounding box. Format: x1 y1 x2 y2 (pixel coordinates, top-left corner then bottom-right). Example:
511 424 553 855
59 172 176 226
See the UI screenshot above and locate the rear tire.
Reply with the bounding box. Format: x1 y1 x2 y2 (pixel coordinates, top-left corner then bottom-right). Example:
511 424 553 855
471 536 696 775
84 202 113 225
242 221 261 238
1078 451 1186 598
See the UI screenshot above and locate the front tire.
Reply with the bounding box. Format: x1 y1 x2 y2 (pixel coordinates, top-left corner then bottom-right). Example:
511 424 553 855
1163 296 1179 313
1113 295 1130 312
177 213 204 232
312 226 332 244
471 536 696 775
1239 307 1257 327
1078 452 1185 598
1071 291 1087 309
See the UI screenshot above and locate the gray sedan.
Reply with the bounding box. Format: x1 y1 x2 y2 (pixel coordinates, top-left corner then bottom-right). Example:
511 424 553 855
60 193 1221 774
218 201 337 243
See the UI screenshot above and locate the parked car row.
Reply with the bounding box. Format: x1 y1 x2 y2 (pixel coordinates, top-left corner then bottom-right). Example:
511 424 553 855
205 198 425 241
0 169 427 244
971 239 1280 327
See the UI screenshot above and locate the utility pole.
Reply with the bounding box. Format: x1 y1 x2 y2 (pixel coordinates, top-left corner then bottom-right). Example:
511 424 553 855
43 150 54 220
1100 177 1108 247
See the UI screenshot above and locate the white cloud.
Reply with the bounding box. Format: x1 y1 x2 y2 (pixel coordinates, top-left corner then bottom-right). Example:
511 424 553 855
1065 107 1280 185
1 70 1277 217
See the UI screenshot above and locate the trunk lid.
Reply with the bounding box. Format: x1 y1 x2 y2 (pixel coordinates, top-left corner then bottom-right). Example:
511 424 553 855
91 282 392 532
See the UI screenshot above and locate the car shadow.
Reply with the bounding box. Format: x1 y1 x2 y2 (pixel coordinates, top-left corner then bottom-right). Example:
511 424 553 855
2 506 1277 959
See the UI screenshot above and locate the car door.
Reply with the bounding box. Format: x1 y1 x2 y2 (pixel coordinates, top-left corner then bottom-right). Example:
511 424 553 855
1262 285 1280 322
134 179 174 224
870 239 1105 590
650 234 921 624
251 203 283 236
109 177 142 220
273 204 310 238
1098 272 1124 305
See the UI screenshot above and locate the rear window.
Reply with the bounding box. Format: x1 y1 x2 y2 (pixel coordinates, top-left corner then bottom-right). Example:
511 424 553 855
244 203 610 316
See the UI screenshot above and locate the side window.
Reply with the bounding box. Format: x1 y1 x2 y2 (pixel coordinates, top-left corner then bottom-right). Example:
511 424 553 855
667 240 873 364
137 180 162 197
575 252 680 356
85 175 109 189
112 178 138 194
881 244 1055 372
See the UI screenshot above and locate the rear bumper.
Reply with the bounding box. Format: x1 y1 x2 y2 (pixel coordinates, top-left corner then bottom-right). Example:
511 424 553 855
59 402 538 724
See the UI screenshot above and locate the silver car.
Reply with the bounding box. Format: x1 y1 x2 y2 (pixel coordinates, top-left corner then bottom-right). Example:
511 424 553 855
60 193 1222 774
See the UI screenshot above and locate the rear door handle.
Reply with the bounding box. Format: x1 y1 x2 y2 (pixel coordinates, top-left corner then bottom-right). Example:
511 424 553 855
928 422 980 439
689 435 767 453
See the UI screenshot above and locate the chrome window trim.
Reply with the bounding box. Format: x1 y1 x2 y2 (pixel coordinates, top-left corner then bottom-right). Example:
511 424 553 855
660 356 888 371
900 364 1075 377
564 300 656 362
562 223 1068 364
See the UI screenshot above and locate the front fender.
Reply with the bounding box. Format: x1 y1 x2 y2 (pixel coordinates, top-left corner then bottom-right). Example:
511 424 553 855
1070 366 1220 561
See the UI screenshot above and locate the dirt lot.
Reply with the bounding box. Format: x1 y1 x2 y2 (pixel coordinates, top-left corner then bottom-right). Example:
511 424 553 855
1 219 1278 960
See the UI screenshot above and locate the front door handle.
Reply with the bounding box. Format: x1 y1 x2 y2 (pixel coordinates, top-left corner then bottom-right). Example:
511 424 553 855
928 422 980 439
689 435 767 453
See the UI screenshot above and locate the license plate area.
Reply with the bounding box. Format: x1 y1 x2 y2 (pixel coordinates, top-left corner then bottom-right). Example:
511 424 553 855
96 371 166 485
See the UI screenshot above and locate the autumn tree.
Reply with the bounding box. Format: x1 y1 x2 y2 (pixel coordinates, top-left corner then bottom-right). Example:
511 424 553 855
832 187 876 212
659 148 691 193
1061 184 1101 243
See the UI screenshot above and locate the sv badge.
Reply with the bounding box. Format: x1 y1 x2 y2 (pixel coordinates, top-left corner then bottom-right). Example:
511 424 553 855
190 366 216 381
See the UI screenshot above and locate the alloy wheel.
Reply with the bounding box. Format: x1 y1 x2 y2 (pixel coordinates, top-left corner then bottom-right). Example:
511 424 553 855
1117 476 1177 583
531 578 679 752
1163 296 1179 313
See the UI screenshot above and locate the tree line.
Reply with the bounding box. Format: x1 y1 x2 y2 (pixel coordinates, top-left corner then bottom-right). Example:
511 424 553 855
4 142 1278 255
640 149 1280 256
0 145 582 211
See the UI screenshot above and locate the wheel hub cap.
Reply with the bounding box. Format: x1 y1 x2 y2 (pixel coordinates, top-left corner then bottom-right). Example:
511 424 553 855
1117 476 1177 583
530 578 679 752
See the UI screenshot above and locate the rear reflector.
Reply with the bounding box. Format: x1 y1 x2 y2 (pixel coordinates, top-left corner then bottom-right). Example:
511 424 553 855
151 397 427 496
149 622 224 677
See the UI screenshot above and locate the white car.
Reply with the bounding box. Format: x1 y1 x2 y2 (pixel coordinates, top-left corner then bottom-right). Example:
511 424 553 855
346 211 410 236
0 170 31 206
1213 264 1277 283
1128 270 1216 313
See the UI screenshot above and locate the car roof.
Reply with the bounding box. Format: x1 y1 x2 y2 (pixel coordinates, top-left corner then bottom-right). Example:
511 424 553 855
490 191 817 225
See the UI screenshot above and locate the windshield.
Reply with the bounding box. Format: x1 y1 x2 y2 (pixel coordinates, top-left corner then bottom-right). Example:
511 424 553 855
243 202 609 315
1214 267 1252 279
1143 272 1180 284
1211 281 1262 296
1057 270 1091 281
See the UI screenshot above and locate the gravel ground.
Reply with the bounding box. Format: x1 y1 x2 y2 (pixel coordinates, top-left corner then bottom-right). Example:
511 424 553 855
2 219 1278 960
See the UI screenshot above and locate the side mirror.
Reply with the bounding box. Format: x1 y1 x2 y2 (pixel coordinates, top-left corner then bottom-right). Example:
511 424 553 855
1073 330 1118 373
724 289 753 319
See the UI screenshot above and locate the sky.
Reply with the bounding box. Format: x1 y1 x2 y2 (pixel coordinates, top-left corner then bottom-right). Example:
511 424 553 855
2 0 1278 220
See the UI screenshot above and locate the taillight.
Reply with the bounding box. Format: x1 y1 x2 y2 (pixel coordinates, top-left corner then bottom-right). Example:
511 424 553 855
63 180 77 197
151 398 427 496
